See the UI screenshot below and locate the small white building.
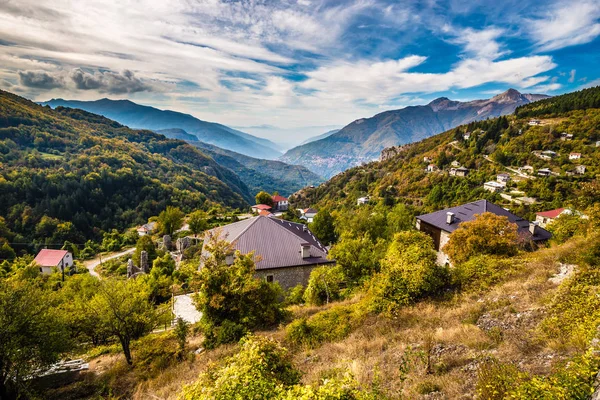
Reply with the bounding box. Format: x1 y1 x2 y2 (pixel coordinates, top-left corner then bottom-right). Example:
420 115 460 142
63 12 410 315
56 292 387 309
33 249 73 275
136 221 157 236
271 195 289 211
539 150 557 160
451 160 461 167
463 132 471 140
298 208 318 223
537 168 552 177
528 119 541 126
575 165 586 175
519 165 534 174
497 173 511 183
427 164 439 173
357 196 370 206
561 133 573 141
569 153 581 160
483 181 505 193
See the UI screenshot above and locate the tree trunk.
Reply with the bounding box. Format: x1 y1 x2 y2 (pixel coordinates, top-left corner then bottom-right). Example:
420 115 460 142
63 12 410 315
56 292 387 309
119 337 133 365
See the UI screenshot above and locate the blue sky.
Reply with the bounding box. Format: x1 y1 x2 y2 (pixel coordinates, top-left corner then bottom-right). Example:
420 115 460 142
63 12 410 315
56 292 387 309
1 0 599 143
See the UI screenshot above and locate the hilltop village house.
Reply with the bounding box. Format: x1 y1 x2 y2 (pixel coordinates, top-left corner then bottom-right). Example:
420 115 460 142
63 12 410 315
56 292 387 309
136 221 157 236
251 194 289 215
199 215 334 290
298 208 318 223
416 200 552 265
535 208 572 228
34 249 73 275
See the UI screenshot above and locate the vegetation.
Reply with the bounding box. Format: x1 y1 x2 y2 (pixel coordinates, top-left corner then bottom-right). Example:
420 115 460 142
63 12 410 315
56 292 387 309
255 190 275 206
158 206 185 236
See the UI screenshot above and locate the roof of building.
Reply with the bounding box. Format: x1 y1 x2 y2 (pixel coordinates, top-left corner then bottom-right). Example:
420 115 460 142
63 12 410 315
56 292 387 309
137 221 157 232
536 208 566 219
34 249 69 267
570 152 581 156
303 208 318 214
272 195 288 202
251 204 272 210
203 215 333 270
484 181 505 188
498 173 510 177
416 200 552 242
258 210 273 217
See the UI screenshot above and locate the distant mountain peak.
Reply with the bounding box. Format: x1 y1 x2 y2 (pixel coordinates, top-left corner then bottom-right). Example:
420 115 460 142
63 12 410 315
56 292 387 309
490 88 523 103
428 97 460 111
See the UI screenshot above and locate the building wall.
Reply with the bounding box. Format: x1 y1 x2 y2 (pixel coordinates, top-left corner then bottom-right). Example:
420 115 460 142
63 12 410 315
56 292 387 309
254 263 332 291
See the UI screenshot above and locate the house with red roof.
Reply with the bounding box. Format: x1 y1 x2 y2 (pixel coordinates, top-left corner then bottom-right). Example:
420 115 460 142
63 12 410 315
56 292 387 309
251 204 273 214
271 194 289 211
33 249 73 274
298 207 318 223
535 208 572 228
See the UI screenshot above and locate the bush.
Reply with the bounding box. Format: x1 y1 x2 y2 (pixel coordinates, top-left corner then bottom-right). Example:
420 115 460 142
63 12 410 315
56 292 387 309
328 234 387 285
286 303 367 348
452 255 517 291
369 231 447 315
285 284 305 305
303 265 345 306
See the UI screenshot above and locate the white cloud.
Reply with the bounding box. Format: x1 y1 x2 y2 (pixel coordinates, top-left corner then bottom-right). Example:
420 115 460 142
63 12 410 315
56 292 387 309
528 1 600 51
568 69 576 83
449 26 508 60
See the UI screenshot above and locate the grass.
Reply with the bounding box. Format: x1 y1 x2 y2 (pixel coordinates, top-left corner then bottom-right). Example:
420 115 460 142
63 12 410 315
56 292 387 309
57 235 594 399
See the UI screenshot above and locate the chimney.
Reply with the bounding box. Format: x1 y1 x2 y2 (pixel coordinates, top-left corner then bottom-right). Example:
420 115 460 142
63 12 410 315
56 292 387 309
302 225 307 232
225 253 234 266
529 221 539 236
446 212 455 224
301 243 310 258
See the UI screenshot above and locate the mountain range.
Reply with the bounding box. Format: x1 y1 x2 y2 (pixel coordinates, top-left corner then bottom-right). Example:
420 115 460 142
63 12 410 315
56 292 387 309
156 128 323 196
280 89 549 178
41 98 282 160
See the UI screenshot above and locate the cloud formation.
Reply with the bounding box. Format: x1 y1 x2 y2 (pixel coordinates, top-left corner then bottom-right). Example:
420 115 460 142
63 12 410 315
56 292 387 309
0 0 598 133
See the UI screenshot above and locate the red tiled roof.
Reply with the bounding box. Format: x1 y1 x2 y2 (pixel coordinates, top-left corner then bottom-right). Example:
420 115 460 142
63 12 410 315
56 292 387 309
272 195 288 202
252 204 272 210
259 210 273 216
34 249 69 267
536 208 565 219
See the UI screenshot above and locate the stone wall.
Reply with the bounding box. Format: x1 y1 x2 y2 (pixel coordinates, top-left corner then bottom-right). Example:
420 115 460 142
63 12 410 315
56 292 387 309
254 263 333 291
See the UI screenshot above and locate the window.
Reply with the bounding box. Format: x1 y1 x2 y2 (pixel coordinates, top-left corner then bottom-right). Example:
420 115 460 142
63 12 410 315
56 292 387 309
266 275 274 283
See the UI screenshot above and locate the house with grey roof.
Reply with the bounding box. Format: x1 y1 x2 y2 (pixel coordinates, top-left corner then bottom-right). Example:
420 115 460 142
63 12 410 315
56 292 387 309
416 200 552 265
200 215 334 290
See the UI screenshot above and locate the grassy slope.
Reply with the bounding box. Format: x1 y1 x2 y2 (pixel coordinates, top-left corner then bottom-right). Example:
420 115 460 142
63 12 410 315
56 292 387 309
64 236 588 399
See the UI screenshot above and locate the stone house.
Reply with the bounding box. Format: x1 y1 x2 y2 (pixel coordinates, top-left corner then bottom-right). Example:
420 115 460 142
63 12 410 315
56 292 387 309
416 200 551 265
199 215 334 290
33 249 73 275
136 221 157 236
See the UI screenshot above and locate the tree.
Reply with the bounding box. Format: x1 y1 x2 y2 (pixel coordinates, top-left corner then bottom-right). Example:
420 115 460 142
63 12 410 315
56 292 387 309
174 317 190 359
443 212 519 265
255 191 274 207
194 233 286 348
303 265 346 305
90 279 157 364
0 279 69 398
188 210 209 237
370 231 446 314
328 234 386 285
158 206 184 236
133 234 157 267
309 209 337 245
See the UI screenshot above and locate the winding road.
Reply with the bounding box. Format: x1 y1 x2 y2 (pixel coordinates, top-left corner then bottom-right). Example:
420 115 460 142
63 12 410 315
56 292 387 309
83 248 135 277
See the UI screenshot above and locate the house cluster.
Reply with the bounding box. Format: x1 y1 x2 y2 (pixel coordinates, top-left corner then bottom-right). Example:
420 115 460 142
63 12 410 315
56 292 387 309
416 199 552 265
426 158 469 177
251 194 289 217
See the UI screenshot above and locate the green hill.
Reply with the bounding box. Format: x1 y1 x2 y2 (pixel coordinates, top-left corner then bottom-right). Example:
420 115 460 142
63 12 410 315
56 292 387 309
294 86 600 218
0 90 251 248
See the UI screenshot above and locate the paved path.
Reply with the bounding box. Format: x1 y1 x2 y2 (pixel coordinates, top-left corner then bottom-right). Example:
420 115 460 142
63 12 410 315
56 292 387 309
173 294 202 324
83 248 135 277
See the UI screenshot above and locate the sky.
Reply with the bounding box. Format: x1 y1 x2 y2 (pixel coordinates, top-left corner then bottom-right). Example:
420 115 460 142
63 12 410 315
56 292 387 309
1 0 600 143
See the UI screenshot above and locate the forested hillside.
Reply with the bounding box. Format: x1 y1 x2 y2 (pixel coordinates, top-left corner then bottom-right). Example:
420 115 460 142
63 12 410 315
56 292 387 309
294 87 600 221
0 90 250 251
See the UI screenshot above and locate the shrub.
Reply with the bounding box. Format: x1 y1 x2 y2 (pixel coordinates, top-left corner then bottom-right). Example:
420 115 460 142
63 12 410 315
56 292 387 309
369 231 447 315
303 265 346 306
285 284 305 305
286 303 367 348
179 335 300 399
328 234 387 286
452 255 517 291
476 359 522 400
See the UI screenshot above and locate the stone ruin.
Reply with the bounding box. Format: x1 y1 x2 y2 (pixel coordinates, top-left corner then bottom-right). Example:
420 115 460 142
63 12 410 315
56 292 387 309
127 250 149 279
176 236 191 252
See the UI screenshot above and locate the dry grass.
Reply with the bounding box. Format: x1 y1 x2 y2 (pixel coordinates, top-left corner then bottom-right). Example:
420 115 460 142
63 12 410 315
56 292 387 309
99 239 586 399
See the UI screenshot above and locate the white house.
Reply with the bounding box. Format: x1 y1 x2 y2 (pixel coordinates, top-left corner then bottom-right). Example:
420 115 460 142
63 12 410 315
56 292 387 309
539 150 557 160
535 208 572 228
497 173 511 183
561 133 573 141
427 164 439 173
575 165 586 175
298 208 318 223
519 165 534 174
451 160 461 167
569 153 581 160
528 119 541 126
271 195 289 211
463 132 471 140
537 168 552 177
483 181 504 193
357 196 370 206
136 221 157 236
33 249 73 275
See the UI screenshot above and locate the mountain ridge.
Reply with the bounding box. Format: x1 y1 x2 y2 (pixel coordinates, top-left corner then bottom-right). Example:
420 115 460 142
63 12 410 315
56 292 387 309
41 98 282 160
281 89 549 178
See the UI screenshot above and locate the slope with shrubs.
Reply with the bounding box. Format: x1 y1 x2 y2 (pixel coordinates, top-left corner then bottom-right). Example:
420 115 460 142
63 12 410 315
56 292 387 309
0 90 250 250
